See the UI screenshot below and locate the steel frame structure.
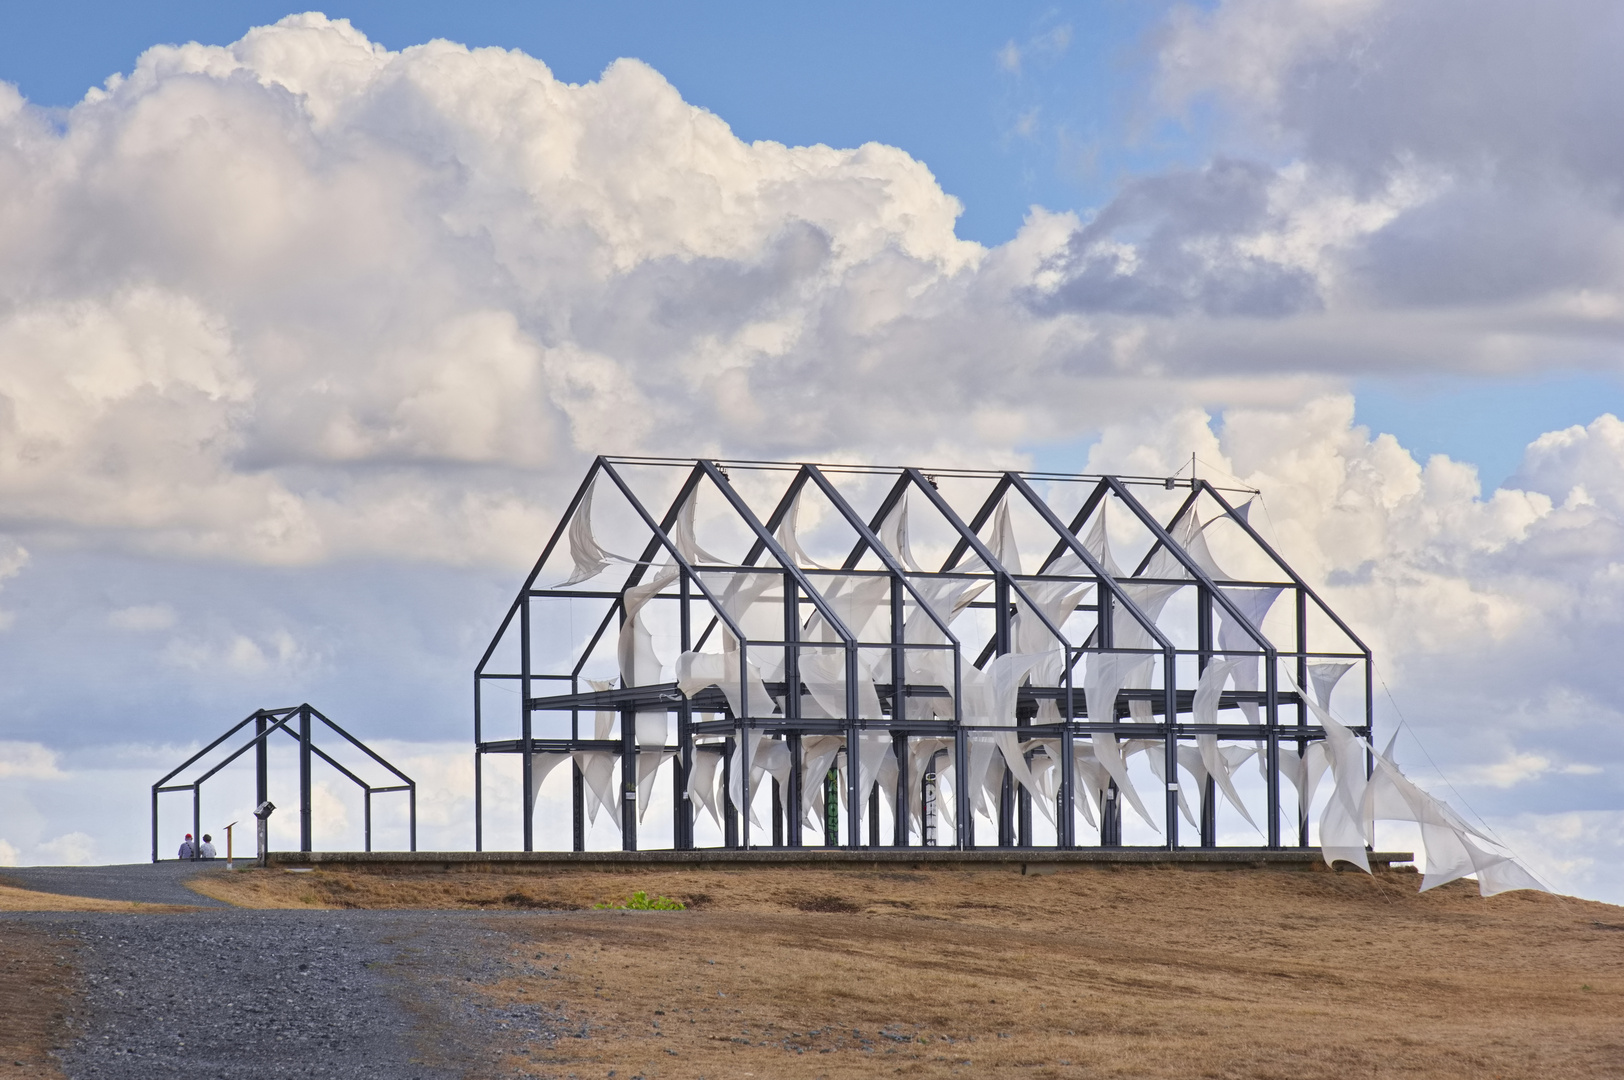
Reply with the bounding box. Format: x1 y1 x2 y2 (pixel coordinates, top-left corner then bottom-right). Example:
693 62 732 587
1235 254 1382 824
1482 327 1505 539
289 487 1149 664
151 704 417 861
474 457 1373 853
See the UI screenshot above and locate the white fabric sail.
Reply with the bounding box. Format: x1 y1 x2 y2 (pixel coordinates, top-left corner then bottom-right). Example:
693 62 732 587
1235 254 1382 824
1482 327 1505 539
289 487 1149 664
1218 586 1282 723
1191 658 1257 827
687 744 725 829
671 487 725 566
560 479 617 586
528 752 570 809
571 749 621 827
800 734 846 830
775 487 829 570
1070 741 1109 829
1308 661 1356 711
1288 667 1544 896
879 494 923 573
906 737 953 834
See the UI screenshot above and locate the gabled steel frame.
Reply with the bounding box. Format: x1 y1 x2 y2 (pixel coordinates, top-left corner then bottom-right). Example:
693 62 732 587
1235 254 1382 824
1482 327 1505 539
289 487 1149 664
474 456 1373 854
151 704 416 862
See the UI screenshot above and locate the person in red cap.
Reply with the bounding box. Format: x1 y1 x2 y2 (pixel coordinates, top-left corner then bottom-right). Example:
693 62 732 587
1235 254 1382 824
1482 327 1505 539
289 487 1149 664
177 833 196 860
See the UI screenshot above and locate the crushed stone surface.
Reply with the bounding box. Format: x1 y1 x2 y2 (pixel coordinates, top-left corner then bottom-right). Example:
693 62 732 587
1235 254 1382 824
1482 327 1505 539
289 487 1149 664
0 862 237 907
5 910 566 1079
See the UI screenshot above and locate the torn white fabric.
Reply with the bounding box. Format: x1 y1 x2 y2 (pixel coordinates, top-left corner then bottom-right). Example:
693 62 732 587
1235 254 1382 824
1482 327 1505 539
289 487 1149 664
671 487 725 566
687 744 725 830
775 487 829 571
906 737 953 834
1218 586 1282 724
560 479 635 586
676 645 774 720
1307 661 1356 711
1191 658 1256 826
855 731 895 808
635 710 672 822
1286 667 1544 896
878 494 922 573
800 734 846 830
528 752 570 809
1082 499 1124 578
588 677 616 740
1089 731 1158 831
617 562 679 688
571 750 621 828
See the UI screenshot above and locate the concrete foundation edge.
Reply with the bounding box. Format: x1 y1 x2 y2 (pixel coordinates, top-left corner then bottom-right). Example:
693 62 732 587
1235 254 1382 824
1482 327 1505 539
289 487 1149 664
265 849 1416 871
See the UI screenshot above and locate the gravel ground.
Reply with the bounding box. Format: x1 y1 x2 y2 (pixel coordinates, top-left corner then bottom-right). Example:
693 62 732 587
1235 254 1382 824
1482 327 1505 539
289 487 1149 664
0 863 236 907
4 910 568 1080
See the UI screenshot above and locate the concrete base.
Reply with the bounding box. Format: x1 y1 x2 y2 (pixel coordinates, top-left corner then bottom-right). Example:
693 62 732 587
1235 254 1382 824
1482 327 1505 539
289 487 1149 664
267 848 1415 874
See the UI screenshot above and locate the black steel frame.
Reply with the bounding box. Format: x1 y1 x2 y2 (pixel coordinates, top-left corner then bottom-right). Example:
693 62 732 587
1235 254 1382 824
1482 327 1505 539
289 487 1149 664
474 457 1374 853
151 704 417 861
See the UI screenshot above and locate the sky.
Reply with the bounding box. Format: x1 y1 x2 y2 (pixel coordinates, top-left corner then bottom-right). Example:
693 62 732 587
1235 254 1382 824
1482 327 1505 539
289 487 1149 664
1 1 1623 899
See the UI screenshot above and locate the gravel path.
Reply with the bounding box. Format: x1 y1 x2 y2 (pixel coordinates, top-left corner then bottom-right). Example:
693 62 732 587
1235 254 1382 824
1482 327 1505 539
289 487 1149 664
4 910 567 1079
0 862 236 907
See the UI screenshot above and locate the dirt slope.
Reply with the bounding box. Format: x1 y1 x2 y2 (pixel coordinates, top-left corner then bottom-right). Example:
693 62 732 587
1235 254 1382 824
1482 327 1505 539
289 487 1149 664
193 861 1624 1078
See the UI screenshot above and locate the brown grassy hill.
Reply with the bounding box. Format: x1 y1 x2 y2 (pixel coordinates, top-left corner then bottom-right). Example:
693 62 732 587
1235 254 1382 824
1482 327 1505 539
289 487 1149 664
194 861 1624 1079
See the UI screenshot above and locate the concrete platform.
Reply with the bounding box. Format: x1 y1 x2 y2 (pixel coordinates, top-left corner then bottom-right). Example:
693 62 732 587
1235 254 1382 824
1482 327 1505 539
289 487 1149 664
267 848 1415 874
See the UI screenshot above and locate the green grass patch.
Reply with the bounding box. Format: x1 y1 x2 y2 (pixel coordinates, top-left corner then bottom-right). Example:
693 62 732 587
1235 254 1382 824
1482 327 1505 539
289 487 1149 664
593 889 686 911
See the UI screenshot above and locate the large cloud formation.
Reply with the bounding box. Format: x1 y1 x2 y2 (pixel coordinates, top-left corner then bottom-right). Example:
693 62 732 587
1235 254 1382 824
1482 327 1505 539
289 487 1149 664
1 9 1622 897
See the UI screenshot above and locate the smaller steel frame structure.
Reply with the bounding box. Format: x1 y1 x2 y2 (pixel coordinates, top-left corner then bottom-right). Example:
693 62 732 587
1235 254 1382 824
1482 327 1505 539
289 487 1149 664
151 704 416 861
475 457 1374 853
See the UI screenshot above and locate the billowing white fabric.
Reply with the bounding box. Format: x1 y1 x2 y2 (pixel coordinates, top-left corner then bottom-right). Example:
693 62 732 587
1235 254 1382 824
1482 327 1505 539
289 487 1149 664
1191 658 1256 826
634 711 672 823
1117 527 1184 721
676 647 774 721
897 572 987 720
699 570 782 643
528 752 570 809
1027 741 1060 805
1277 740 1330 826
1082 499 1124 578
855 731 895 809
879 495 922 573
1286 667 1544 895
560 478 635 586
571 749 621 827
800 734 846 830
687 744 725 829
725 729 775 830
1307 661 1355 711
588 677 616 740
775 487 829 570
960 650 1057 819
615 561 678 821
1125 739 1198 827
798 573 888 720
1070 741 1110 829
988 498 1022 574
1088 731 1158 831
906 737 953 834
617 562 678 687
751 737 794 826
1013 556 1091 722
671 487 725 566
1182 508 1233 582
1365 751 1543 894
1217 586 1282 724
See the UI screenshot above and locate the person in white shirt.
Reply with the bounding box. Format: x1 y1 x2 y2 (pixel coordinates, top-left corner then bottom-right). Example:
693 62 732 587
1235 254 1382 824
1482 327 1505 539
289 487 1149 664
198 834 217 859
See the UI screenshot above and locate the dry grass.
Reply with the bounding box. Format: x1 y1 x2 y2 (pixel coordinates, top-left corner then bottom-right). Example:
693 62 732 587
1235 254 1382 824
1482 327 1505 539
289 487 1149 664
0 882 190 913
195 862 1624 1078
0 925 75 1080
